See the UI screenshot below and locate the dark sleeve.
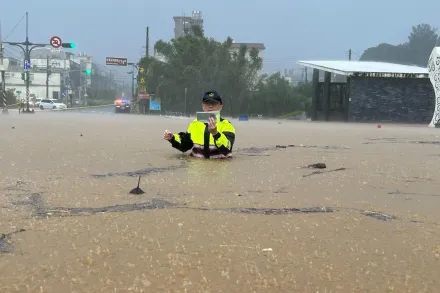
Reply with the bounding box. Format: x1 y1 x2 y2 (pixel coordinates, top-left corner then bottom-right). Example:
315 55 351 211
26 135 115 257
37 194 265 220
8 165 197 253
169 132 194 152
213 131 235 154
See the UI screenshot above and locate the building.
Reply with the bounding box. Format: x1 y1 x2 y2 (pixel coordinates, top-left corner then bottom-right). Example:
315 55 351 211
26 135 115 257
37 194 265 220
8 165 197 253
229 42 265 61
0 48 65 100
1 47 118 105
297 60 434 123
0 68 61 101
173 11 203 39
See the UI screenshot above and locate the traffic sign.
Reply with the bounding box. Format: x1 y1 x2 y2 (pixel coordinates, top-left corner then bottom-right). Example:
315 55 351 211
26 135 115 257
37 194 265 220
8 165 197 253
16 90 21 94
105 57 128 66
50 36 62 48
24 59 31 71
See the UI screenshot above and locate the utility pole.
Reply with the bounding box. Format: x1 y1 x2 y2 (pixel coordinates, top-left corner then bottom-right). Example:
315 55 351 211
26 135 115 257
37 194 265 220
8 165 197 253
63 52 67 103
46 55 50 99
127 62 138 102
0 21 8 114
348 49 352 61
127 70 135 102
184 87 187 116
146 27 149 57
4 12 48 113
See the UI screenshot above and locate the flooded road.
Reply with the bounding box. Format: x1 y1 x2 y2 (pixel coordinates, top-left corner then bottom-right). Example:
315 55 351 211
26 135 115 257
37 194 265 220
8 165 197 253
1 112 440 292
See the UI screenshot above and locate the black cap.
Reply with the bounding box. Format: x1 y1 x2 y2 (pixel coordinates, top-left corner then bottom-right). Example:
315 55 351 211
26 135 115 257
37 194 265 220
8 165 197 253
202 91 222 104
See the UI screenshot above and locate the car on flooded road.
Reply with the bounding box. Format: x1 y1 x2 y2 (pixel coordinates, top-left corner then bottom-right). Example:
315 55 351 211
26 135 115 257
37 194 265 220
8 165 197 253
114 97 131 113
39 99 67 110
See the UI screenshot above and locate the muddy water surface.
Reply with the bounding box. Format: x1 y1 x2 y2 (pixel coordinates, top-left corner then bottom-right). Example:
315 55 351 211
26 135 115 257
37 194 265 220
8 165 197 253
1 113 440 292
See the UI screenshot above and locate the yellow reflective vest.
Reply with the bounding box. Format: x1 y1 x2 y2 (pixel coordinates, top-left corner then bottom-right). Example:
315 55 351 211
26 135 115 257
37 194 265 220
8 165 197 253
169 118 235 159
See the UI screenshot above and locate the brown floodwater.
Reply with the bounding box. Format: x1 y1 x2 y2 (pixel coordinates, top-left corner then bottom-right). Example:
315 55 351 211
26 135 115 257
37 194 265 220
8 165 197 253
1 111 440 292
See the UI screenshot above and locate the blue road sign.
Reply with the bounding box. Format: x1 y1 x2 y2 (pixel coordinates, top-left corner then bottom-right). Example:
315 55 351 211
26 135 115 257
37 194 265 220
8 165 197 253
24 59 31 71
62 92 66 97
149 96 161 111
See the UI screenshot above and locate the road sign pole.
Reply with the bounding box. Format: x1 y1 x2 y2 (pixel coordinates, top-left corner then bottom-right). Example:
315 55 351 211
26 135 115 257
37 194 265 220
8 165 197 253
2 88 7 114
2 14 73 114
25 26 30 112
1 38 8 114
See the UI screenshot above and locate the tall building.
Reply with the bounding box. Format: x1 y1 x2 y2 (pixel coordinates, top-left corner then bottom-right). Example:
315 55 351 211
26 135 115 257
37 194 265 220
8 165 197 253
173 11 203 39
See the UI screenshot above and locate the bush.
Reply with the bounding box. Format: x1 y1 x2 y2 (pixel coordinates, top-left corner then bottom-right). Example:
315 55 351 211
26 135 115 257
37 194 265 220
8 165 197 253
87 99 114 106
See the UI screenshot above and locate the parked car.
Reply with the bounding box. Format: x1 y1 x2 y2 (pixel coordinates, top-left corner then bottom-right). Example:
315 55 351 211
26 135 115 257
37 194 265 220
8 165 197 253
114 97 131 113
39 99 67 110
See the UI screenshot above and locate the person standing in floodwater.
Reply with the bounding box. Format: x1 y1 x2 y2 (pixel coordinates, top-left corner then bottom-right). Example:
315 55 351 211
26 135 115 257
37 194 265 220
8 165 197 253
163 91 236 159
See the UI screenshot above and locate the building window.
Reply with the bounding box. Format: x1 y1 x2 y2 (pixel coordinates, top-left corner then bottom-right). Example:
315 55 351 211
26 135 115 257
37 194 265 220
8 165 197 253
53 91 59 99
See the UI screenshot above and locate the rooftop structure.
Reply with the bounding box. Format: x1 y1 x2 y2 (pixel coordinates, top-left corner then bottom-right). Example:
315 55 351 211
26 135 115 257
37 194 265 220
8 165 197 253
297 60 428 78
230 43 265 50
173 11 204 39
298 60 434 123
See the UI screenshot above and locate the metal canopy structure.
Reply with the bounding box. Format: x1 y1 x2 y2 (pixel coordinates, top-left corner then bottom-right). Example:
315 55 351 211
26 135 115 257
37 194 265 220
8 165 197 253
297 60 428 78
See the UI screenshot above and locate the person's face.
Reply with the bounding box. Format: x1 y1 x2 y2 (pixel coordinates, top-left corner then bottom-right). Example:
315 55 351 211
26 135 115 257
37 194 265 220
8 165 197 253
202 100 223 112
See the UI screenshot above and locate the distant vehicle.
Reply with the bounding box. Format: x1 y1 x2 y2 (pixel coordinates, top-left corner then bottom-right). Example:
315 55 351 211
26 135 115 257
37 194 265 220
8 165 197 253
114 97 131 113
39 99 67 110
34 98 42 107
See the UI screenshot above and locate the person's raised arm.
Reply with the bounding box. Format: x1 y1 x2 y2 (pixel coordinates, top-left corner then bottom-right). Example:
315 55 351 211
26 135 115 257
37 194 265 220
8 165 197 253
163 127 194 153
211 119 235 154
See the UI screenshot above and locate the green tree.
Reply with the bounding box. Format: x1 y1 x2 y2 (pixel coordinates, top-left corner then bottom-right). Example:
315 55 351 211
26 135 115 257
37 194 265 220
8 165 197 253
5 88 17 105
407 23 439 66
137 26 262 116
248 73 311 116
360 23 439 66
136 25 311 117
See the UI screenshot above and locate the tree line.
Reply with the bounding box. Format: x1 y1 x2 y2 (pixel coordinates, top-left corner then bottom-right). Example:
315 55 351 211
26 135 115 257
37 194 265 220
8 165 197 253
137 26 311 117
360 23 439 66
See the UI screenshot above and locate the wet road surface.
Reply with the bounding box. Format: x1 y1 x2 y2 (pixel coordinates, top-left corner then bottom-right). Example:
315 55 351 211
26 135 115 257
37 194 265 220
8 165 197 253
1 112 440 292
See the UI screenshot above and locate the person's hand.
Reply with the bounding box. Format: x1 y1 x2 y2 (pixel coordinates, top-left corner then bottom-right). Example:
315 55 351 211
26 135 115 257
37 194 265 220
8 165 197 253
163 130 174 141
208 117 218 135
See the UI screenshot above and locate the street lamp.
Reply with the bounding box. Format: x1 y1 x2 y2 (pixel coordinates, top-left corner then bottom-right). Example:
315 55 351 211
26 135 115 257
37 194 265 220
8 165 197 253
127 71 136 102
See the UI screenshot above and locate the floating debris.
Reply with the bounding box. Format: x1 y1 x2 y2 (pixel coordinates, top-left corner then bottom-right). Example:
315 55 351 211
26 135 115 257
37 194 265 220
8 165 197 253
0 229 26 254
301 163 326 169
91 165 183 178
212 206 335 215
302 167 346 177
129 176 145 194
362 211 395 221
237 144 349 156
34 199 183 218
388 190 440 197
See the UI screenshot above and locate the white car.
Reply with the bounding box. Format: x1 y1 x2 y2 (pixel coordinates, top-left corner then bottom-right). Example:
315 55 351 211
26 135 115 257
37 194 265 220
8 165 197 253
35 98 42 107
39 99 67 110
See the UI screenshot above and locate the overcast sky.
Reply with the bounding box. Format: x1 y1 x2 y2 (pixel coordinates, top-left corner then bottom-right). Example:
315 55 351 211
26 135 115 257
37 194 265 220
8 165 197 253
1 0 439 79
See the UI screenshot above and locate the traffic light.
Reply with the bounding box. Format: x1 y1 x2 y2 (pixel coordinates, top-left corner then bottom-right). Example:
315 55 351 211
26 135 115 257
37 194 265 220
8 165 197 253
61 43 76 49
84 69 92 75
21 72 29 81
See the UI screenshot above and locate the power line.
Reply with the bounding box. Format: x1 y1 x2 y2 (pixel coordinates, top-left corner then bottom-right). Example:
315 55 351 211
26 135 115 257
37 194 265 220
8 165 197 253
2 13 26 41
